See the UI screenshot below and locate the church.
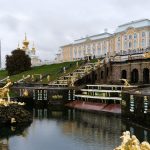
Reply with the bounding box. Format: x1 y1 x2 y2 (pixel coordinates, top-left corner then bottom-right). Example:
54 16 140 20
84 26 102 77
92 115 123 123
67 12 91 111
17 34 41 66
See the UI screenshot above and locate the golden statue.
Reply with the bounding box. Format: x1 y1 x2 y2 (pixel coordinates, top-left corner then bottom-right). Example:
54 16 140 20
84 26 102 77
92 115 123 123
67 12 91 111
23 89 29 97
120 79 131 86
144 52 150 58
114 131 150 150
0 79 13 102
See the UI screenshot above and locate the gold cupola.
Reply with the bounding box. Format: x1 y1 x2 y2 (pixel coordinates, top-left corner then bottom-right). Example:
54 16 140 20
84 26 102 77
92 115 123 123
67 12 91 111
22 33 29 49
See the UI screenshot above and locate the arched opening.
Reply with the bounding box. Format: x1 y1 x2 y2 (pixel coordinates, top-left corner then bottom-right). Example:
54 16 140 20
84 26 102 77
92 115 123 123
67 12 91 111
121 70 127 79
143 68 149 84
106 67 109 77
131 69 139 83
101 71 104 79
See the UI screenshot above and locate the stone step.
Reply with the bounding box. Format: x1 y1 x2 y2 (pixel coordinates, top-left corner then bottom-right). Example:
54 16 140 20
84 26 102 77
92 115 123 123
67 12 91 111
75 94 122 101
80 89 122 93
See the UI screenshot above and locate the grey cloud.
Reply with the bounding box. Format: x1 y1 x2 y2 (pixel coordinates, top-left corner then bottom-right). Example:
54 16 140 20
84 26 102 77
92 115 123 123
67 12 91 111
0 14 20 31
0 0 150 68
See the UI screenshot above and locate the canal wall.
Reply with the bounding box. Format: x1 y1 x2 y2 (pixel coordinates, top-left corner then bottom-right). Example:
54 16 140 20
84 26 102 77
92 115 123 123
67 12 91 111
12 86 78 105
121 87 150 127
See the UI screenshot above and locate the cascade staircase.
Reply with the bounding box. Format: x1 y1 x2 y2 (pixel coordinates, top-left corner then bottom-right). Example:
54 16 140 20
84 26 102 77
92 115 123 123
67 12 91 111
66 84 127 113
75 84 123 103
48 59 103 87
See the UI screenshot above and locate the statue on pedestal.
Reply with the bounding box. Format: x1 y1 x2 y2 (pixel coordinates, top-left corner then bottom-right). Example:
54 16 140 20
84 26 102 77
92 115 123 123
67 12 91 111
0 79 13 102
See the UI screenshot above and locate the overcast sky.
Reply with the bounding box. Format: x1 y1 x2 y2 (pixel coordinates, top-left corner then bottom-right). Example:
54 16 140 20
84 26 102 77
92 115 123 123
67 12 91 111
0 0 150 67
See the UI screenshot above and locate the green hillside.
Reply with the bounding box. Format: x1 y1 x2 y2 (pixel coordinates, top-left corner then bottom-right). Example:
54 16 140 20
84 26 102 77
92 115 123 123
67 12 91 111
0 61 83 84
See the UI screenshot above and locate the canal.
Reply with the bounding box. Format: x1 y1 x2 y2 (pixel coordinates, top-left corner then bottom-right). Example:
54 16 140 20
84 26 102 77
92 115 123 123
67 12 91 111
0 107 150 150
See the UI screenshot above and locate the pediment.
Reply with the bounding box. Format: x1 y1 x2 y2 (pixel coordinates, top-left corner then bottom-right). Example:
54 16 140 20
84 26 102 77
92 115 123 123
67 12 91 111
125 27 135 34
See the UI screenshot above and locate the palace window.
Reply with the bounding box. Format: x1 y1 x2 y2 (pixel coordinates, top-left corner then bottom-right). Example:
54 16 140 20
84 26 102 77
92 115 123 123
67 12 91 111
118 37 120 41
134 40 137 48
87 48 90 54
70 48 73 59
118 42 120 50
78 49 82 57
98 48 101 55
93 49 95 55
142 32 145 37
124 35 127 40
74 49 77 57
129 42 132 48
129 35 132 39
124 42 127 49
104 48 107 55
142 39 145 47
134 33 137 39
83 50 86 56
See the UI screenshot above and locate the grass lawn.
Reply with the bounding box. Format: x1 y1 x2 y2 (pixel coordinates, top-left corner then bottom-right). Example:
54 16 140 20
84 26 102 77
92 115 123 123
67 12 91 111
0 60 84 83
0 70 8 80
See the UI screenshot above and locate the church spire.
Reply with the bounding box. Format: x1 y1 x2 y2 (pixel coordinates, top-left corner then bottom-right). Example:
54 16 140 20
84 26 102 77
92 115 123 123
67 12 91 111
32 42 36 51
17 42 20 50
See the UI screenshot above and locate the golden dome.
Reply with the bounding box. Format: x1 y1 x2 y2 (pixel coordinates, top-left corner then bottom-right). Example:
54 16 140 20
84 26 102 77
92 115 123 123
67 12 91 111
22 33 29 49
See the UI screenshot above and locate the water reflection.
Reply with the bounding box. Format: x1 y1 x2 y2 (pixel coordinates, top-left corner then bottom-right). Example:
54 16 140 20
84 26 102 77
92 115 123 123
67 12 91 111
0 108 150 150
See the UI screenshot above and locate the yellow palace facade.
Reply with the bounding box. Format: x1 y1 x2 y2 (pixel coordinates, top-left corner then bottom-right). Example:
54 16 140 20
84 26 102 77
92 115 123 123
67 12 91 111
56 19 150 62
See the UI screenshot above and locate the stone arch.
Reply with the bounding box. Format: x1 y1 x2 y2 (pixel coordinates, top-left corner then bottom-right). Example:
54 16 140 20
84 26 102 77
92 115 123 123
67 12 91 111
131 69 139 83
106 67 109 77
121 70 127 79
143 68 149 84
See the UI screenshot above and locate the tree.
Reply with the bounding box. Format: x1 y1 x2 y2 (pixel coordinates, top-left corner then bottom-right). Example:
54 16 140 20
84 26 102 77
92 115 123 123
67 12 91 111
6 49 31 75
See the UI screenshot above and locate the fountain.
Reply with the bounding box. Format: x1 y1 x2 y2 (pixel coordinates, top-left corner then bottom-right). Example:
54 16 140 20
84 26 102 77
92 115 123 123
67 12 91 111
114 131 150 150
0 78 32 125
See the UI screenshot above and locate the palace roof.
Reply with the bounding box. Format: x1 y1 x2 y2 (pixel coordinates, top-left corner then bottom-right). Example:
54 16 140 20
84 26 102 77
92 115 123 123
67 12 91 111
115 19 150 33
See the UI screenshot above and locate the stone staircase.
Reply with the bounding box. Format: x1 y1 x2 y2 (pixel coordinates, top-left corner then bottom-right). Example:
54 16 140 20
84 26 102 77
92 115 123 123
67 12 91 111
48 59 103 87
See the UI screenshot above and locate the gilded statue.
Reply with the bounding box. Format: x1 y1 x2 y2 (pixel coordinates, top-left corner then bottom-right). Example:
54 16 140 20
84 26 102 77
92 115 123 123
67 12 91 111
114 131 150 150
120 79 131 86
0 78 13 102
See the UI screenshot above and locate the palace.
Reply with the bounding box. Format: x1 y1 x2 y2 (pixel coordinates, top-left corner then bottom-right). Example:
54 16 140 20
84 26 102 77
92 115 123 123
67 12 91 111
17 34 41 66
56 19 150 62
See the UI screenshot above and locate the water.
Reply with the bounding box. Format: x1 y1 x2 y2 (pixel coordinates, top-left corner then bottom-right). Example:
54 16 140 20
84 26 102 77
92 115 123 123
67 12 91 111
0 107 150 150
